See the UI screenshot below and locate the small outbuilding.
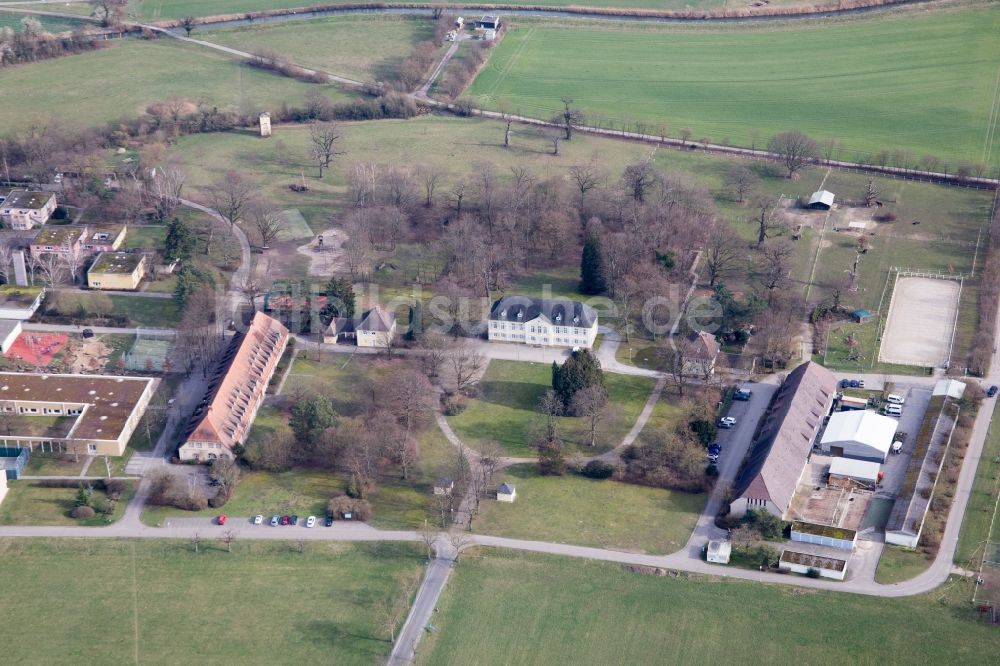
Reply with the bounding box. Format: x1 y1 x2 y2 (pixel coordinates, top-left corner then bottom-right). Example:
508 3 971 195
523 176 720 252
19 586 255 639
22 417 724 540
779 549 847 580
808 190 835 210
433 477 454 496
839 395 868 412
852 309 873 324
706 540 731 564
0 285 44 320
497 482 516 503
259 112 272 138
932 379 966 399
828 457 881 486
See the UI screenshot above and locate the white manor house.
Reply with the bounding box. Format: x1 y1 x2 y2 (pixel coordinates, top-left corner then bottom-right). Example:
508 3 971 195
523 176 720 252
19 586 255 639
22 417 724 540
488 296 599 348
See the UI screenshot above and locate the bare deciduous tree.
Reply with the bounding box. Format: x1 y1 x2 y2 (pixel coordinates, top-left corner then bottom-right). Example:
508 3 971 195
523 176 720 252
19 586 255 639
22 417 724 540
568 162 604 211
207 171 255 230
750 193 783 247
723 165 759 204
249 204 285 248
309 122 344 179
219 528 237 553
569 385 609 448
448 341 485 392
150 165 185 221
703 221 746 287
623 161 657 203
768 131 819 179
415 164 445 207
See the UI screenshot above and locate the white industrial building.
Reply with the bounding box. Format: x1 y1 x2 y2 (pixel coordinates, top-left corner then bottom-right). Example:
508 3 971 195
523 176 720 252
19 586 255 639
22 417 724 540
819 410 897 463
828 457 881 485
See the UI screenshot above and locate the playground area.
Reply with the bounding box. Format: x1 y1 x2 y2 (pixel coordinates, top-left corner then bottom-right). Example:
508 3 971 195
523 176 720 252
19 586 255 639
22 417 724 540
3 333 67 367
878 275 961 368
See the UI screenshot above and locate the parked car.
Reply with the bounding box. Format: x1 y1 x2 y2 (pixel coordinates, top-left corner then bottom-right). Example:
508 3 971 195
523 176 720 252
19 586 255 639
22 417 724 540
988 385 998 398
253 514 263 525
883 404 903 417
306 515 317 528
733 388 752 401
216 514 227 526
857 380 865 388
718 416 737 428
886 394 905 405
270 515 280 526
325 515 335 527
708 444 722 456
290 515 299 526
840 379 851 388
706 453 719 463
280 515 290 525
849 379 860 388
82 328 94 339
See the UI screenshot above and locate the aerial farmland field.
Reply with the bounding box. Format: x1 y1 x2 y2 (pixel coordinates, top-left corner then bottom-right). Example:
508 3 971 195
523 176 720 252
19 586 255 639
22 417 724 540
467 5 1000 167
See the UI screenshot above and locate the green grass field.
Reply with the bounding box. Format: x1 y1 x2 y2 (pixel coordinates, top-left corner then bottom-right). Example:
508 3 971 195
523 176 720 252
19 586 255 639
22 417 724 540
418 550 998 665
0 481 136 526
447 359 656 456
0 538 422 665
473 464 702 553
957 400 1000 563
0 38 348 136
202 15 435 82
468 7 1000 166
0 10 88 31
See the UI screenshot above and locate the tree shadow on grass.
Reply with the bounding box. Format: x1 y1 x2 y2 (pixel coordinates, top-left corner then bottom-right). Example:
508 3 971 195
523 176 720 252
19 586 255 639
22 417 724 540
477 380 546 411
301 620 388 656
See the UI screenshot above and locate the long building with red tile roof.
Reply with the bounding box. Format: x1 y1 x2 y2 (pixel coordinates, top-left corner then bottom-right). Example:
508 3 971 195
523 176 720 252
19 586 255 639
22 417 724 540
179 312 289 462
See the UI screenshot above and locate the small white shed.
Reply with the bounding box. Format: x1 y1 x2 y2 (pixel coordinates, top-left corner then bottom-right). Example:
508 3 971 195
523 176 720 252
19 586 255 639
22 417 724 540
828 457 881 485
497 482 516 503
808 190 835 210
706 540 731 564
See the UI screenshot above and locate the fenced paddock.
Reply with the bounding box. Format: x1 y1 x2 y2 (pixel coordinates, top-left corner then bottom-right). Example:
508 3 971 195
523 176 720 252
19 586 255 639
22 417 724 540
878 273 962 368
124 329 175 372
974 543 1000 608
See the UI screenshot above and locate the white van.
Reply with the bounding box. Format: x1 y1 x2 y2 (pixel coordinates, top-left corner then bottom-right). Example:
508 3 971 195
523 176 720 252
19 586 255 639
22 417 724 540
884 404 903 417
886 394 905 405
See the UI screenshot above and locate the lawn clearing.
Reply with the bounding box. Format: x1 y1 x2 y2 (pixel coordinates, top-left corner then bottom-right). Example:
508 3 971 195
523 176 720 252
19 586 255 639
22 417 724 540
474 464 702 553
124 225 167 251
447 359 656 456
0 38 349 136
0 538 423 665
468 7 1000 166
202 14 435 83
957 400 1000 564
22 453 87 477
418 550 997 665
0 480 135 526
875 545 932 584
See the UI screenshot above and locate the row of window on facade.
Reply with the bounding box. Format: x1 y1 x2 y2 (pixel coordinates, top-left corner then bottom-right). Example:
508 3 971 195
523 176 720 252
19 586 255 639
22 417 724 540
490 321 585 335
492 332 586 345
2 405 82 415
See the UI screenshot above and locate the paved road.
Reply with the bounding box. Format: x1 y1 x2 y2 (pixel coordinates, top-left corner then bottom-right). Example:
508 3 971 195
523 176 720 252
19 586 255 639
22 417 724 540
23 323 177 336
388 546 456 666
683 382 779 551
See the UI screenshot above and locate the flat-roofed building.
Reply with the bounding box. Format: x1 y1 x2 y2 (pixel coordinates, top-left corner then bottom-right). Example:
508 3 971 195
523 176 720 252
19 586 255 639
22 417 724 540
0 285 45 320
82 224 127 253
1 190 56 230
179 312 289 462
0 372 157 456
87 252 146 290
30 225 87 256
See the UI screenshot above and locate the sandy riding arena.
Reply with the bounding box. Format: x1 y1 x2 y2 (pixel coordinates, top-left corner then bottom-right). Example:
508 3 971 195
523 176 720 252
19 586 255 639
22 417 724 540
878 276 960 368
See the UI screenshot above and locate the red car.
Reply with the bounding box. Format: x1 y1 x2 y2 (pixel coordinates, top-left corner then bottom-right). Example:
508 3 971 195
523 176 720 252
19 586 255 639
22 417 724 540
280 515 290 526
217 514 227 525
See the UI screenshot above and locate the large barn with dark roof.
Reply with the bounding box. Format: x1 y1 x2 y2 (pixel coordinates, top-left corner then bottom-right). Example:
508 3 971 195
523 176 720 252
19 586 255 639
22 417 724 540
729 362 837 519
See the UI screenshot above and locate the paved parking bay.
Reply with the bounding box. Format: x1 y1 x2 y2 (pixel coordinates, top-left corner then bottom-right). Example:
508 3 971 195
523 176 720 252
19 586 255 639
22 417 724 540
878 387 932 498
